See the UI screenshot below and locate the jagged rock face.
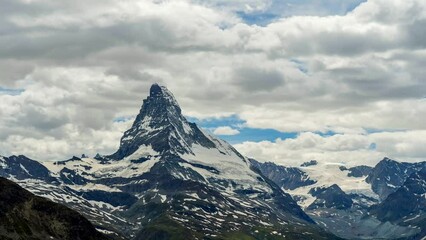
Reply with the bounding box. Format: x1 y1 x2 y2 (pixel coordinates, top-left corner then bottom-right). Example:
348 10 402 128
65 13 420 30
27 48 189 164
110 84 216 160
369 168 426 228
308 184 353 210
366 157 426 200
0 177 108 240
368 167 426 240
339 165 372 177
0 155 56 183
250 159 316 190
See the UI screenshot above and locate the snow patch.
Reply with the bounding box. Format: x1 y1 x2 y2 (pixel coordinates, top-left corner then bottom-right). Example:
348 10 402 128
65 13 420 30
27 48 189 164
181 143 271 195
0 156 7 168
288 161 378 208
43 145 160 180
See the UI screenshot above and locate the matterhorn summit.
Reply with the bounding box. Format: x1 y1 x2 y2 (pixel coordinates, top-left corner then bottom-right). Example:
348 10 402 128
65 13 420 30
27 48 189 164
110 83 218 159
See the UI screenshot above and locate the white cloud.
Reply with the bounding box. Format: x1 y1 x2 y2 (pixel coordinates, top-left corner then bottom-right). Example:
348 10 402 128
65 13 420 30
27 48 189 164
0 67 136 160
234 130 426 167
213 126 240 136
0 0 425 163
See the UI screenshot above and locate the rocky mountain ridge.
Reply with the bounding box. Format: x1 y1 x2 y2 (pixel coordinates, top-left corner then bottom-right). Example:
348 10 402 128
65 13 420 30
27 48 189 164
252 157 426 239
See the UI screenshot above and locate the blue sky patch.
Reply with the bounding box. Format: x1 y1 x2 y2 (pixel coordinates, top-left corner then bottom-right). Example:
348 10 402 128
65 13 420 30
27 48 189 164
237 11 279 26
236 0 366 26
364 128 406 134
187 114 244 129
0 87 25 96
188 115 297 144
220 128 297 144
113 116 134 123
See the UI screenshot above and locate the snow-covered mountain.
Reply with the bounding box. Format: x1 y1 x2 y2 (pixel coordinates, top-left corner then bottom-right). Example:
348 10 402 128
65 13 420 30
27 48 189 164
109 84 221 159
252 157 426 239
0 84 339 240
366 157 426 200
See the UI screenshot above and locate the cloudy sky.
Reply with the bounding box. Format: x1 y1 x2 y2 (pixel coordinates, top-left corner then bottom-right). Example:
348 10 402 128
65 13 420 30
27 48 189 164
1 0 425 166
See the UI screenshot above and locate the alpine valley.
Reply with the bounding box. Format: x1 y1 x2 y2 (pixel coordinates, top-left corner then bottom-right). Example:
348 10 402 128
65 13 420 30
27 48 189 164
0 84 425 240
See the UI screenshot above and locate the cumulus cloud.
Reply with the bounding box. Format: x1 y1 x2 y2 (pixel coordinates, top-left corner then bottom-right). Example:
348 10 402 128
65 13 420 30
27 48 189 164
0 0 425 163
234 130 426 167
213 126 240 136
0 68 138 160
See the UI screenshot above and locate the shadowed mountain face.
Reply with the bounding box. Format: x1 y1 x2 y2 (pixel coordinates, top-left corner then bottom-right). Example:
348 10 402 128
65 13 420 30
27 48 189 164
366 157 426 200
308 184 353 210
0 84 341 240
0 177 108 240
369 167 426 238
339 165 372 177
250 159 316 190
0 155 56 183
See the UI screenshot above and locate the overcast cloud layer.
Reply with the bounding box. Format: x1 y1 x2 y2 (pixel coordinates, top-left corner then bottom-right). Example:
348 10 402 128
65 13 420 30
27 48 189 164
0 0 425 165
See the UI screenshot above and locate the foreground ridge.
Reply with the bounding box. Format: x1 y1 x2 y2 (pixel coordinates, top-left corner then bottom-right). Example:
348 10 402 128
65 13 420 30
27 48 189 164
0 177 108 240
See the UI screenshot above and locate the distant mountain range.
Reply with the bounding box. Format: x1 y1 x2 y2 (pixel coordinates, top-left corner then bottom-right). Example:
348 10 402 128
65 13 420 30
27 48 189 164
252 157 426 239
0 84 424 240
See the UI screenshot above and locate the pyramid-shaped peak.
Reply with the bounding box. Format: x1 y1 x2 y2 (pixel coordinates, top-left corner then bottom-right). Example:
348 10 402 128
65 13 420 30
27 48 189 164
109 84 217 160
132 84 182 127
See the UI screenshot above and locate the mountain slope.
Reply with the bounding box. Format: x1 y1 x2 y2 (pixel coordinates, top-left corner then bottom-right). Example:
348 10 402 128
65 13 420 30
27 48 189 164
366 157 426 200
307 184 353 210
0 177 108 240
250 159 316 190
251 159 424 239
369 167 426 239
0 155 56 183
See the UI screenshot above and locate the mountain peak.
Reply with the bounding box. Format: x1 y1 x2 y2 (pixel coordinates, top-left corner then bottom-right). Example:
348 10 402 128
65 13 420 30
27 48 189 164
149 83 169 97
132 84 181 127
150 83 162 95
148 83 178 103
109 84 217 160
374 157 399 167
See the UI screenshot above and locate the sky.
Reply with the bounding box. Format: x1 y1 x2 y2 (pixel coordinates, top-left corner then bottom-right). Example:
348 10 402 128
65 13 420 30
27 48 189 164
0 0 425 167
